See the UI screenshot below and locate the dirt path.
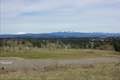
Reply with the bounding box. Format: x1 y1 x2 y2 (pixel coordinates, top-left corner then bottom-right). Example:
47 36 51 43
0 57 120 73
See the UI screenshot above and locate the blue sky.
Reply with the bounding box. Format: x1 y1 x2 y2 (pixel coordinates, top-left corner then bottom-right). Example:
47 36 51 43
0 0 120 34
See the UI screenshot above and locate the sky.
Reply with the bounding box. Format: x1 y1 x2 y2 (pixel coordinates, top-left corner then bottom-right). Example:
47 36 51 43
0 0 120 34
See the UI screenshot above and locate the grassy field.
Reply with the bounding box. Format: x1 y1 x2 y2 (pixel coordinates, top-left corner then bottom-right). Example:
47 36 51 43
0 48 120 59
0 63 120 80
0 48 120 80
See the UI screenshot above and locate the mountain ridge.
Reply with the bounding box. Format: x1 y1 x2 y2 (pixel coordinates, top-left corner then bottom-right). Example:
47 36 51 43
0 32 120 39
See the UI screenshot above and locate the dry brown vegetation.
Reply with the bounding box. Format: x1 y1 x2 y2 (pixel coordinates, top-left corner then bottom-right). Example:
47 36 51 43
0 63 120 80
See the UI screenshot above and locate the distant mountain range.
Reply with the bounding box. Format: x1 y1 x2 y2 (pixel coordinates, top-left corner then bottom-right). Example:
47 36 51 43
0 32 120 39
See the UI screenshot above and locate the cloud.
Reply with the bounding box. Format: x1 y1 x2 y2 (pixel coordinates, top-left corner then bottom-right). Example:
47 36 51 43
1 0 120 33
1 0 120 17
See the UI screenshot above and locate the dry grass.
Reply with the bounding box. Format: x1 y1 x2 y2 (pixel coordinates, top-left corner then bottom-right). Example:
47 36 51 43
0 63 120 80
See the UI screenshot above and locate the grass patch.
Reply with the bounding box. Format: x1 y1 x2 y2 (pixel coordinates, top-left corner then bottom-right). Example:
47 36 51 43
0 48 119 59
0 63 120 80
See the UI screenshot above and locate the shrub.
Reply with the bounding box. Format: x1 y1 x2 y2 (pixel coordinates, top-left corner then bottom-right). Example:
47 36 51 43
113 38 120 52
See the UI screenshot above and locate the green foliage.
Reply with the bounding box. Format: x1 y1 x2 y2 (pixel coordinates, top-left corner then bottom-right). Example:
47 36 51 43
113 39 120 52
0 37 117 50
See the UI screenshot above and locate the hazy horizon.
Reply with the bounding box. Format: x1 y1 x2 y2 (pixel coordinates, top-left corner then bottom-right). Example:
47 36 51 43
0 31 120 35
0 0 120 34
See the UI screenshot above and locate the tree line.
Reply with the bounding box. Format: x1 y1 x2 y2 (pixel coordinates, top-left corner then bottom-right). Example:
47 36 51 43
0 37 120 52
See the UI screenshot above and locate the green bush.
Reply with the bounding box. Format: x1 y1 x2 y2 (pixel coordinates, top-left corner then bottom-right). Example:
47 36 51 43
113 39 120 52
